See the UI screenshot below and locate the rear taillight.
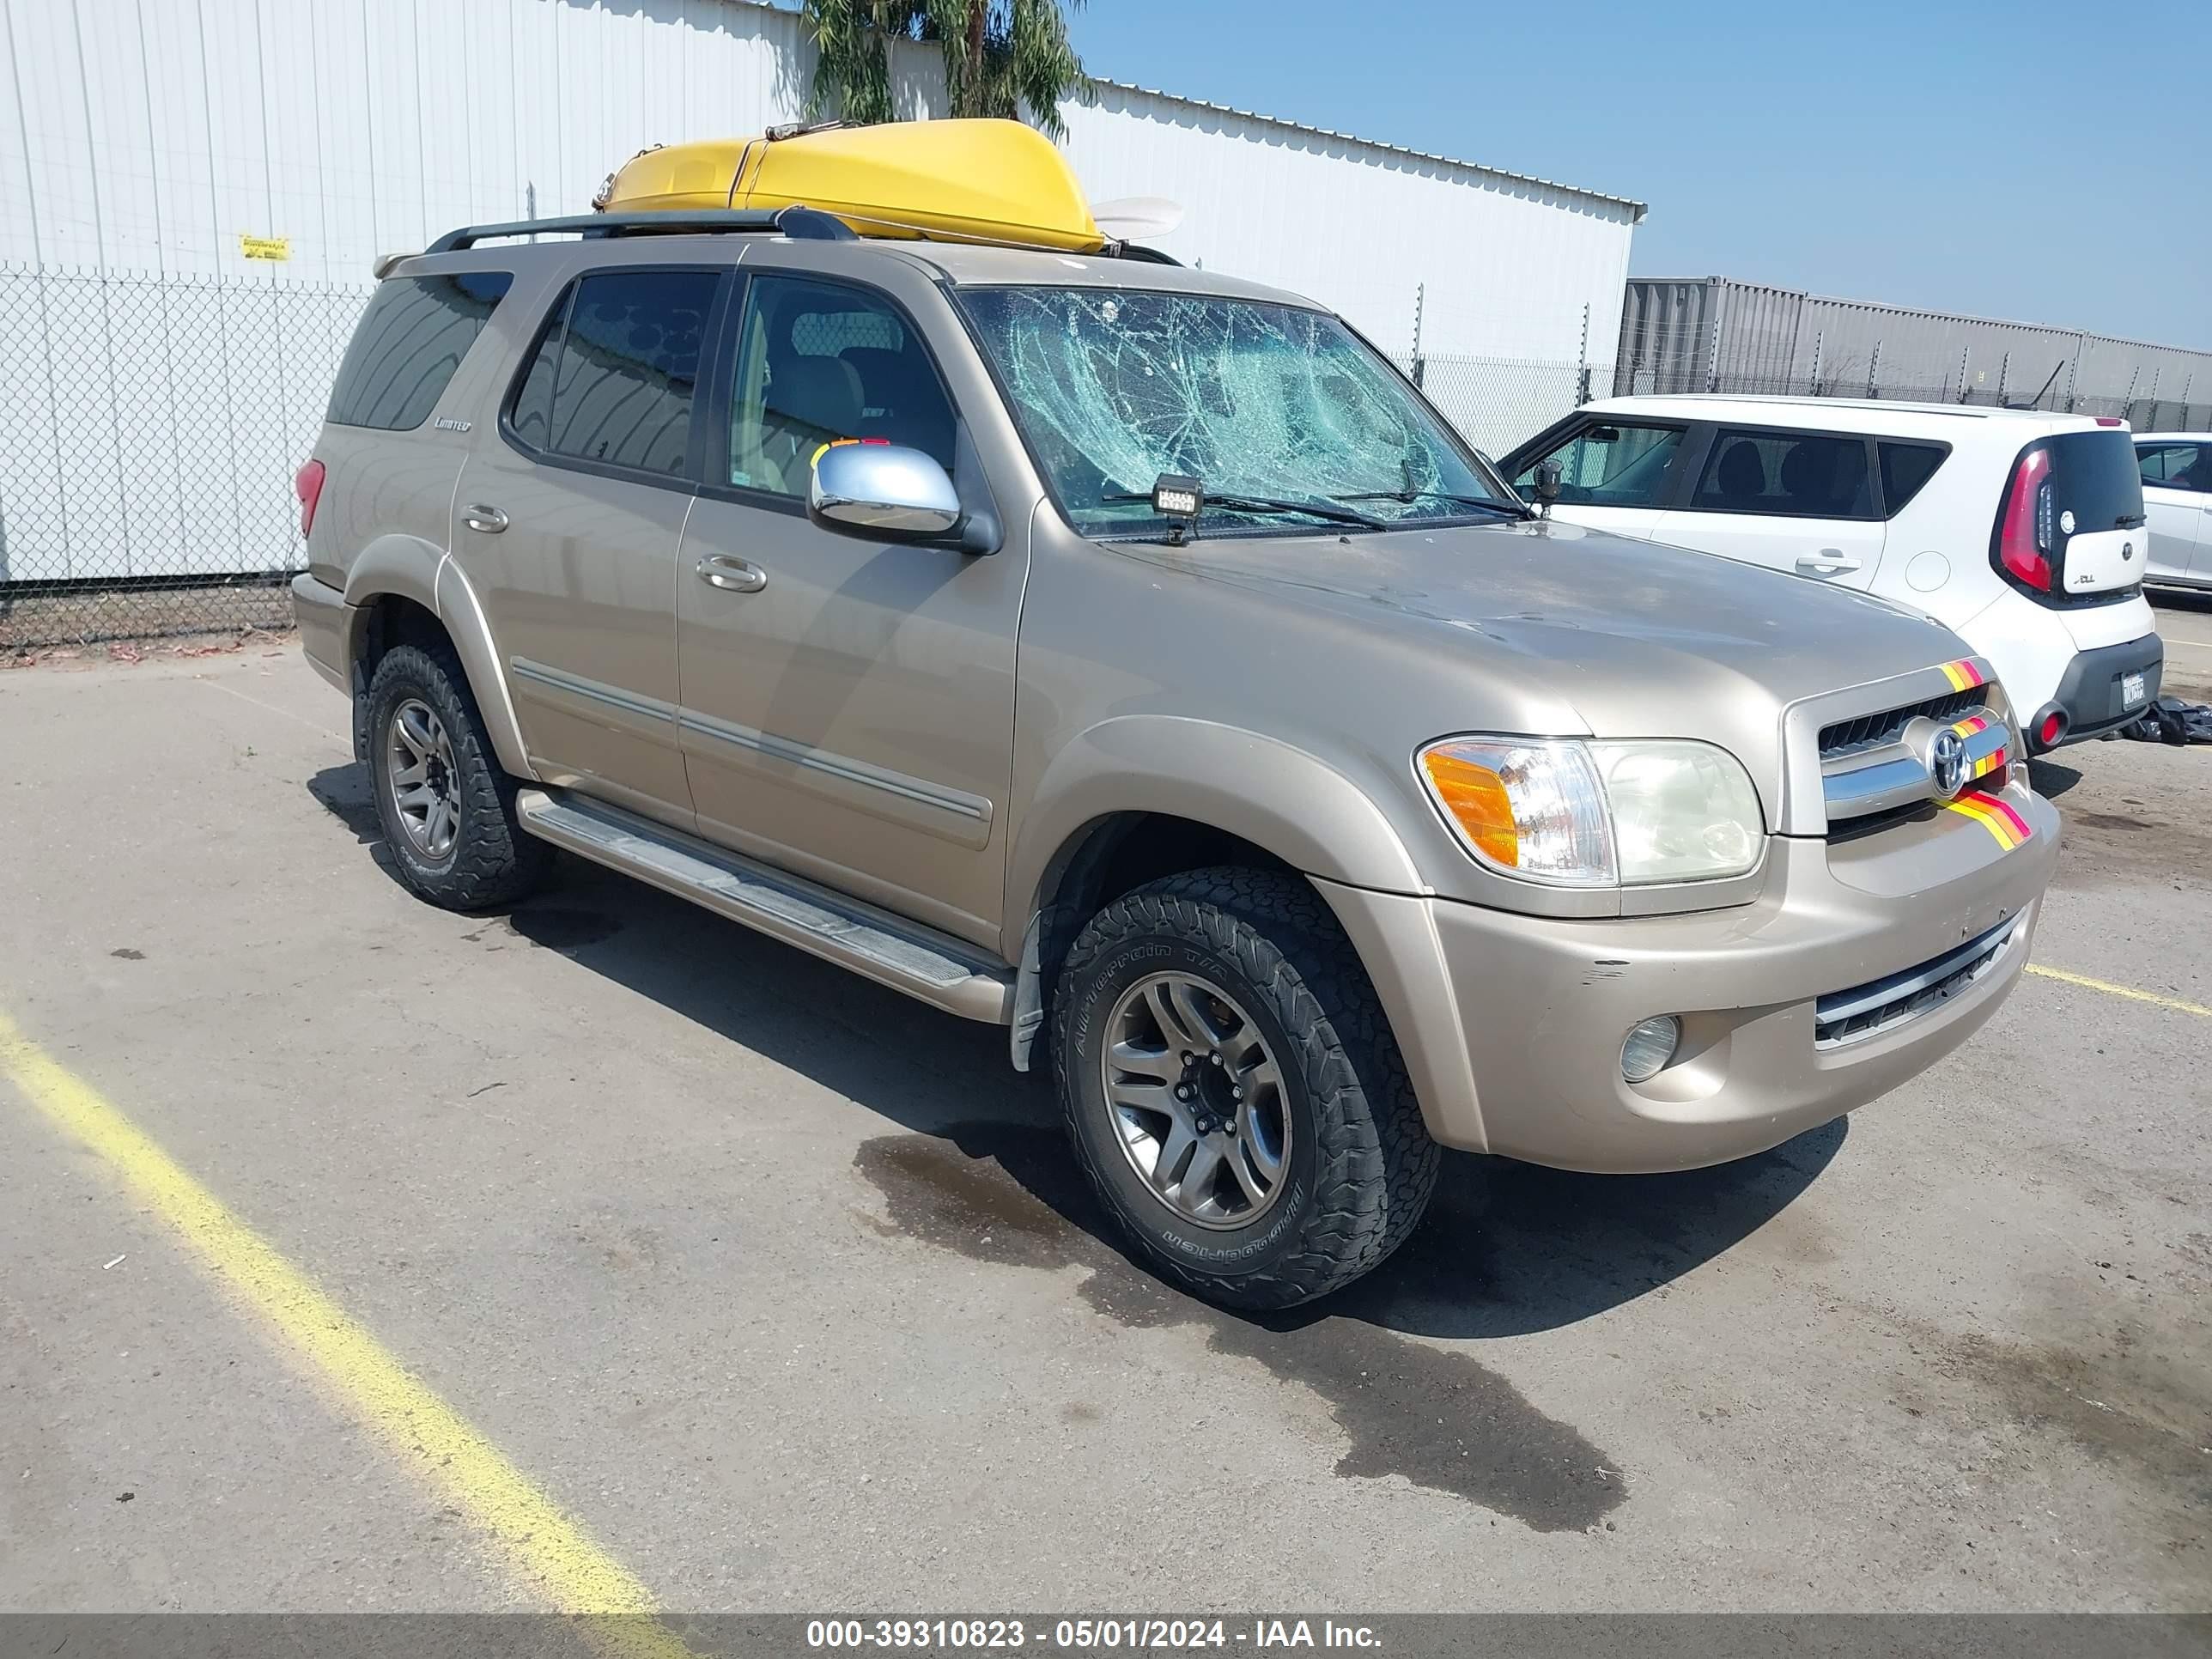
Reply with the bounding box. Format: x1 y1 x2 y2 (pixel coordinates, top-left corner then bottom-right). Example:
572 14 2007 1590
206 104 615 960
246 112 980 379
1995 446 2053 592
2094 416 2124 427
295 459 326 538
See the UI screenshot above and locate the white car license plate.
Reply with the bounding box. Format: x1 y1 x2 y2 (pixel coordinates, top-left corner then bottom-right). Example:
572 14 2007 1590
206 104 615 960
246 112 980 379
2121 671 2148 709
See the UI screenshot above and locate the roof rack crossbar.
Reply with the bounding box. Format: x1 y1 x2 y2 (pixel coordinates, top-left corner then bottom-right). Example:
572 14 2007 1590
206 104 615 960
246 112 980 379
424 205 856 254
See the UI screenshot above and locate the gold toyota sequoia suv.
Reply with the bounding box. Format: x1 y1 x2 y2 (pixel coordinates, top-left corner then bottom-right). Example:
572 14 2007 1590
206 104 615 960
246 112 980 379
292 198 2057 1308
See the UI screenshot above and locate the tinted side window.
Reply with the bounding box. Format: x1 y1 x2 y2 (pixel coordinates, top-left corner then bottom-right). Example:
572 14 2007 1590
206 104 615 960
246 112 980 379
1512 422 1682 507
511 270 718 477
1692 430 1874 519
1878 441 1947 516
327 271 513 430
726 274 957 496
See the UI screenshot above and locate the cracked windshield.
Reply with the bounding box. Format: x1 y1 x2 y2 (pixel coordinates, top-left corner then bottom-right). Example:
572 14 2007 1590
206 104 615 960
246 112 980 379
957 287 1514 538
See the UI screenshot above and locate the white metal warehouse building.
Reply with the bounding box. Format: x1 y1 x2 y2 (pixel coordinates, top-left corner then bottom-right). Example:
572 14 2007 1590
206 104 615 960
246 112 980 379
0 0 1645 588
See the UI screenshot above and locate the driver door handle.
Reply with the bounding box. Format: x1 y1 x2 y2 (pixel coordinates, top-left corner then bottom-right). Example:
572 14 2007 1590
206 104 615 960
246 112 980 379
695 554 768 593
462 503 507 534
1795 550 1861 576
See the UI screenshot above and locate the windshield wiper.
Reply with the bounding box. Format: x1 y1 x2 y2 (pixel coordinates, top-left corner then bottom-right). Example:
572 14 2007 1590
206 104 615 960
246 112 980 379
1334 488 1531 520
1099 489 1387 531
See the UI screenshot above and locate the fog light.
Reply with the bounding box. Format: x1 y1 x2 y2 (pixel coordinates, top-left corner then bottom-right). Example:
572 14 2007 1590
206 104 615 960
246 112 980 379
1620 1016 1681 1085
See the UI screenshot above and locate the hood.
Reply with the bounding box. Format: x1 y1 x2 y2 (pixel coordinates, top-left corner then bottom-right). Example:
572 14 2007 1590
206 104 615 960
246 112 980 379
1152 516 1973 830
1175 515 1966 730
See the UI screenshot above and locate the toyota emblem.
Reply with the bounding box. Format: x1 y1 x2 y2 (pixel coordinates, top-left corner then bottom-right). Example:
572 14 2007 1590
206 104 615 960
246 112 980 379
1929 729 1967 799
2122 541 2135 562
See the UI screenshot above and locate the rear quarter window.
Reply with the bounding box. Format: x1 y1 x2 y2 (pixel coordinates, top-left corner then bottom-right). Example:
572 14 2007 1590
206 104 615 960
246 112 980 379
326 271 514 430
1877 441 1947 516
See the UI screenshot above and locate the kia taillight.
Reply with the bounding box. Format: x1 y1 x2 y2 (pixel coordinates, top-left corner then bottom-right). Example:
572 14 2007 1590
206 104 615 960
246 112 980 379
295 459 326 538
1994 446 2053 593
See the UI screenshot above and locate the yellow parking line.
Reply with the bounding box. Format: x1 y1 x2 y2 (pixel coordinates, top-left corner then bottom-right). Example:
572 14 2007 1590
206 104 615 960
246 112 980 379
0 1010 692 1656
2027 963 2212 1018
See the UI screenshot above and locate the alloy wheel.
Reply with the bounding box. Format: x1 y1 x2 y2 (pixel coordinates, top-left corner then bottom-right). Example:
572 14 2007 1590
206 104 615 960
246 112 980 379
1100 971 1291 1230
385 697 462 863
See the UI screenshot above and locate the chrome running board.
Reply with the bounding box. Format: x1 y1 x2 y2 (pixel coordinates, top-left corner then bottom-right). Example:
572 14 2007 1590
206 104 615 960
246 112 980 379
514 787 1014 1024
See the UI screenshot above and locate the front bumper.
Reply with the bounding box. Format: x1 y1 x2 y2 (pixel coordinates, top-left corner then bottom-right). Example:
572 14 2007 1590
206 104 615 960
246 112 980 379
1316 781 2059 1173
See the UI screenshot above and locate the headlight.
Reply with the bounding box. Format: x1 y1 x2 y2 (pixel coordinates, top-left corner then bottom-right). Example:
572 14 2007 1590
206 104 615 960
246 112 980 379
1418 737 1764 886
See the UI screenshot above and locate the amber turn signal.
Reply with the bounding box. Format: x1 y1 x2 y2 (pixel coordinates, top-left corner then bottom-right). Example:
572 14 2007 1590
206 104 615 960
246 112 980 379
1418 747 1521 868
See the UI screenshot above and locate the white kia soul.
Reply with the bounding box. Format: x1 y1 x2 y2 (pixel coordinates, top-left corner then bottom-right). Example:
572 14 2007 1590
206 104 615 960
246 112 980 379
1502 397 2164 750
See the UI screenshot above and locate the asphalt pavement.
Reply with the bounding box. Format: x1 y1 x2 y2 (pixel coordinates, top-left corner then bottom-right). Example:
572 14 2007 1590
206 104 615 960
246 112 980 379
1 620 2206 1618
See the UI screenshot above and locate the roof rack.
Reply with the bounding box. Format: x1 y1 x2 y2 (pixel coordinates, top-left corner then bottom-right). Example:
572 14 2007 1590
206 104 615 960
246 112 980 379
423 205 856 255
410 203 1181 271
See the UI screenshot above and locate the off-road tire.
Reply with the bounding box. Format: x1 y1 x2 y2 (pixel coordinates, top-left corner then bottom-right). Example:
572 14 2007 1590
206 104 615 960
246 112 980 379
1053 866 1439 1309
363 642 549 911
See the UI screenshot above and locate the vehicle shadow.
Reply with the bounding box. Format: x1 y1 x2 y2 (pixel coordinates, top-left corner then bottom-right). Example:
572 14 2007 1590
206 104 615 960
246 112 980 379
307 764 1844 1341
2029 757 2085 800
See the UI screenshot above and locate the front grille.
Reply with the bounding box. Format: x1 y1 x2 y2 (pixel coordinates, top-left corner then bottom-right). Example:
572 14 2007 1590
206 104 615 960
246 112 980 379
1825 800 1936 843
1819 688 1985 761
1813 915 2021 1048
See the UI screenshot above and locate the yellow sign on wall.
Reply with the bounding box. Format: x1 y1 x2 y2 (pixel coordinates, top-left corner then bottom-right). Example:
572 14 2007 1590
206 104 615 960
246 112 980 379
239 234 290 262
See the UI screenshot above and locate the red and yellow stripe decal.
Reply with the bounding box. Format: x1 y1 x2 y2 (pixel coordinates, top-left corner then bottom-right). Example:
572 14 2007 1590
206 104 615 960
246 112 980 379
1944 788 2033 850
1948 714 2010 782
1937 658 1986 692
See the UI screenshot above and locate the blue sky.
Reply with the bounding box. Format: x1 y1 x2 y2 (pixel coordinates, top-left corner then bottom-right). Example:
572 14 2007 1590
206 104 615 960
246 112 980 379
1066 0 2211 349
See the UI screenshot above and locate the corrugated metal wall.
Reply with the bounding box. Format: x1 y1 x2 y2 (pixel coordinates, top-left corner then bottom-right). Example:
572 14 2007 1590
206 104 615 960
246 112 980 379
0 0 1638 589
0 0 1638 353
1060 85 1638 361
1620 276 2212 418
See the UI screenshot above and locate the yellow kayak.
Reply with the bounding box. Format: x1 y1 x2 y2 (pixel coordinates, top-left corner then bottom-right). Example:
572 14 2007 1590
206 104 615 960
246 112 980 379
595 118 1104 253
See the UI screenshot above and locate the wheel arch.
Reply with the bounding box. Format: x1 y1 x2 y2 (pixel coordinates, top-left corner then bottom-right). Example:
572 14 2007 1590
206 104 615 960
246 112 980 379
342 535 534 779
1005 718 1430 1072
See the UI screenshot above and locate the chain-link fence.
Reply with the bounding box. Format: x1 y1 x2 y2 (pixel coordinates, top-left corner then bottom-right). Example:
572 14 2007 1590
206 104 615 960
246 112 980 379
4 262 2206 652
0 264 372 650
1401 355 1601 459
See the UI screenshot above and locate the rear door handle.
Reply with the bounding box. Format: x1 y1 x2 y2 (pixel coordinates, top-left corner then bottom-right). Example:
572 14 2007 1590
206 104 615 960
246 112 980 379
695 554 768 593
1795 550 1861 576
462 503 508 533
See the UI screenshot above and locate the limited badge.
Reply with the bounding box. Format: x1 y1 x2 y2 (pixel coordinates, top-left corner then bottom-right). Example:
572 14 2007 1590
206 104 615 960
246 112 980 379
2059 509 2076 534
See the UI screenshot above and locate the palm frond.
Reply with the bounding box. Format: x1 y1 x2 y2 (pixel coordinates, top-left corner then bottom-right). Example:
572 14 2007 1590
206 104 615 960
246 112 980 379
802 0 1087 137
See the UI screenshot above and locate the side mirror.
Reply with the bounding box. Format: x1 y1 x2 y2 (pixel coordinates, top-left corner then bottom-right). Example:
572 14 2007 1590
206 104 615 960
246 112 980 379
809 442 963 540
1534 458 1565 506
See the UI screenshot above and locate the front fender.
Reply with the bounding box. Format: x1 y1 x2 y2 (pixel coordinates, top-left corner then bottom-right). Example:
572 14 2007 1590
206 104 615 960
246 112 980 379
1007 716 1482 1146
1009 716 1430 922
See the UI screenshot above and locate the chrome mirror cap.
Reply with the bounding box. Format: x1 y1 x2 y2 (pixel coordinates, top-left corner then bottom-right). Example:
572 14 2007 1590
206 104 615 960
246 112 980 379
809 442 962 537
